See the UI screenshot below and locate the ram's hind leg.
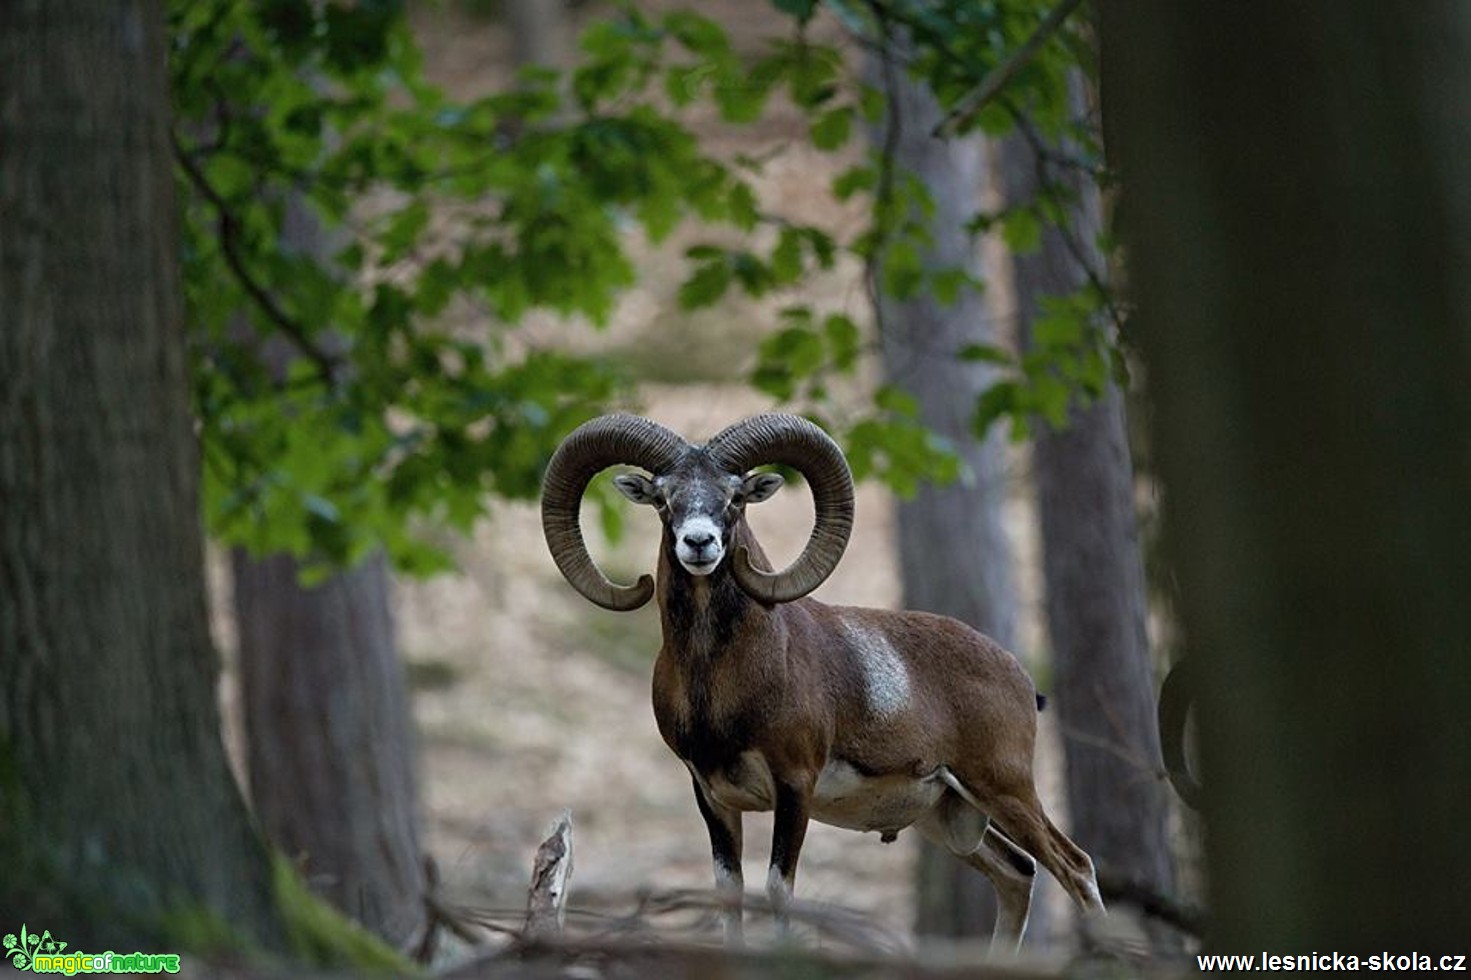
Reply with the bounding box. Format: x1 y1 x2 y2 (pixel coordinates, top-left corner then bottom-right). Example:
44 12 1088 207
915 790 1036 952
944 768 1104 917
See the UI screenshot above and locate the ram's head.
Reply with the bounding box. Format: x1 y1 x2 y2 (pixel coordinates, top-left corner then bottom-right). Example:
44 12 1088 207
541 413 855 610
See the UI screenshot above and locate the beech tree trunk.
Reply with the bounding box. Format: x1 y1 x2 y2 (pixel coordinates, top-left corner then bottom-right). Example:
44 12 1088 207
1100 1 1471 950
233 550 425 946
0 1 285 948
869 43 1018 940
998 119 1177 947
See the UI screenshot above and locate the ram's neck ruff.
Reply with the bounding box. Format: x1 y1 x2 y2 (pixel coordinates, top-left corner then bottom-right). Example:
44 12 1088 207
656 521 775 663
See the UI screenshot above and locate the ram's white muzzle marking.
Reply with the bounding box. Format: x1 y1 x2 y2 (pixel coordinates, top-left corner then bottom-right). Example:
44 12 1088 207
673 514 725 575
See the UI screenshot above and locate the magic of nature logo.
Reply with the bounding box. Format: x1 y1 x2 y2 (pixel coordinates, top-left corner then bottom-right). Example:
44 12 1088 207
4 925 180 975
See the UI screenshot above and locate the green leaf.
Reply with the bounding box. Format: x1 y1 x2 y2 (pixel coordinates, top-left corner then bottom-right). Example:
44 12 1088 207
751 362 796 400
727 181 759 231
322 1 397 73
880 238 924 300
802 227 836 268
832 163 876 201
874 384 919 417
1033 373 1073 428
1001 208 1043 254
730 251 774 295
664 64 709 106
259 0 316 58
972 381 1022 438
932 267 979 307
810 106 853 151
663 11 730 56
1032 296 1087 348
678 255 733 309
858 83 886 124
823 313 861 371
715 72 772 123
771 227 804 283
379 199 430 265
959 343 1013 366
203 153 255 198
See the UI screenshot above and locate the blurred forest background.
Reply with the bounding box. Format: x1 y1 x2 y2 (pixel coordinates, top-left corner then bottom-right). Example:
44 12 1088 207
3 0 1469 976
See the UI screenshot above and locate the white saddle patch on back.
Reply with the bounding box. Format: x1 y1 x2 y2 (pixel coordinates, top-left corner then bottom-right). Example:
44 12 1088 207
841 617 911 718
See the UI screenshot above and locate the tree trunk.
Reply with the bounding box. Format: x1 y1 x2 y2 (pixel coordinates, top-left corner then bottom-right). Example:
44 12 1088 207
869 42 1018 941
998 117 1178 948
1100 1 1471 950
505 0 572 72
233 550 426 946
0 1 284 948
226 187 426 945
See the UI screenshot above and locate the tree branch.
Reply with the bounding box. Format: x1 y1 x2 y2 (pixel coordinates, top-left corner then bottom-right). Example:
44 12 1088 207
934 0 1086 138
862 0 904 345
1004 104 1130 338
525 810 574 940
171 133 343 385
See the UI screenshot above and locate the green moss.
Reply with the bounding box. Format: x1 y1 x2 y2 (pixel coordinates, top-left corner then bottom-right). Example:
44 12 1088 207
271 854 421 974
150 855 423 974
0 735 416 973
155 903 259 963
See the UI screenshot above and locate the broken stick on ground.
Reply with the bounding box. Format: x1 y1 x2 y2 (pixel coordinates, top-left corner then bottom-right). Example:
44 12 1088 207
525 809 574 939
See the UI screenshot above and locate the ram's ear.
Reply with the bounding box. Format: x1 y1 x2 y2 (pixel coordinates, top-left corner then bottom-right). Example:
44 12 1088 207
740 472 784 504
612 473 659 505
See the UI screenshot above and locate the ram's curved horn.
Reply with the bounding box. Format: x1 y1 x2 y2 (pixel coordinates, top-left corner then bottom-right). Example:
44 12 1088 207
706 413 855 603
542 414 688 611
1158 658 1203 811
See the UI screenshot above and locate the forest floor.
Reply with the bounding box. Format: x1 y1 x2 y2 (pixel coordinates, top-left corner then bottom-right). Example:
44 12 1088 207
215 1 1187 970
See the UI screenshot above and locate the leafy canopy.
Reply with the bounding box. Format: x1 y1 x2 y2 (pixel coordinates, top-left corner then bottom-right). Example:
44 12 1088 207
169 0 1111 576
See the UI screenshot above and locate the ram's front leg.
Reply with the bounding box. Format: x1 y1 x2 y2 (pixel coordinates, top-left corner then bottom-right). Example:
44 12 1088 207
767 778 813 937
692 775 745 944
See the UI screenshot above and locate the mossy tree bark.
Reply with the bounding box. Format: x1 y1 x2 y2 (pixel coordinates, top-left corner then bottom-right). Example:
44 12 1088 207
0 0 286 950
1100 1 1471 949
